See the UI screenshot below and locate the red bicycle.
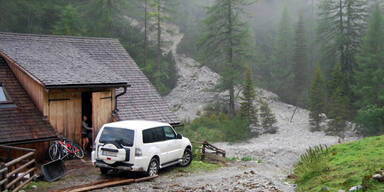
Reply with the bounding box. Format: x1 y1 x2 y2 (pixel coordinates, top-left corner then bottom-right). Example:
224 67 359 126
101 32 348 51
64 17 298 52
48 138 84 161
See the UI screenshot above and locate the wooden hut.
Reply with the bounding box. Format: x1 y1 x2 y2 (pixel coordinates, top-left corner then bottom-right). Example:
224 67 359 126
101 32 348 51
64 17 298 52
0 32 180 158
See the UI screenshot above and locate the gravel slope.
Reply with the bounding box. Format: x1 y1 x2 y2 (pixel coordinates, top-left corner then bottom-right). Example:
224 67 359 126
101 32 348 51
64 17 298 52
163 25 358 191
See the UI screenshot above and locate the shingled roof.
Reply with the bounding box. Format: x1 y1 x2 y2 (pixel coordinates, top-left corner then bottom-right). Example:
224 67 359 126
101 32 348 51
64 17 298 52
0 57 57 144
0 32 180 125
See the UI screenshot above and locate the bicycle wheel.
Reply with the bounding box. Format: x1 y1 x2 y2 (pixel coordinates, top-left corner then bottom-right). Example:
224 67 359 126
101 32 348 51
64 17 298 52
48 142 61 161
73 143 84 159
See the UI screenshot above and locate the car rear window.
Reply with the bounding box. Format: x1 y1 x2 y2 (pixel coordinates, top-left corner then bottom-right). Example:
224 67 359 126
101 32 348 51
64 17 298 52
100 127 134 147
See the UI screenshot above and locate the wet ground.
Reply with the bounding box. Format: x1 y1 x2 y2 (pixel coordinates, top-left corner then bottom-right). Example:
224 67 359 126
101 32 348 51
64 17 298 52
28 157 287 192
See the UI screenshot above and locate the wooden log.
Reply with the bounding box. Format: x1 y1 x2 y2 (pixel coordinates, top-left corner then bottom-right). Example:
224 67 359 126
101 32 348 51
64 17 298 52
6 167 36 189
6 159 35 178
66 175 157 192
52 179 119 192
5 152 34 167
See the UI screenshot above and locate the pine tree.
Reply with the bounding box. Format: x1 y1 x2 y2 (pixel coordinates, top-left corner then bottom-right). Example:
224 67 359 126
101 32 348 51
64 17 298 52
354 2 384 108
53 5 84 36
292 12 309 106
309 66 326 131
270 5 294 104
239 67 258 125
199 0 255 118
317 0 368 109
327 64 349 136
259 99 277 133
353 3 384 136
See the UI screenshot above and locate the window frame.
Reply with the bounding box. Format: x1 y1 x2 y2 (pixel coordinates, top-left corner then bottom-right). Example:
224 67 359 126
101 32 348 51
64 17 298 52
0 83 13 104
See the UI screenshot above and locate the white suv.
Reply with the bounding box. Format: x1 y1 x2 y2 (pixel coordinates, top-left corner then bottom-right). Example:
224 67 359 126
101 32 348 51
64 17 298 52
91 120 192 176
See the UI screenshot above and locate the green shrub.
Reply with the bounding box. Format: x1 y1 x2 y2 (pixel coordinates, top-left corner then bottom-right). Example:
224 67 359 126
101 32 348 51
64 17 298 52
294 145 330 185
176 112 252 143
355 105 384 136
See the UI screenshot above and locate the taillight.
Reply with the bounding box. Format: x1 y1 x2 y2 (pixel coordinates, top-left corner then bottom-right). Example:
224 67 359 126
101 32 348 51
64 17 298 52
135 148 142 157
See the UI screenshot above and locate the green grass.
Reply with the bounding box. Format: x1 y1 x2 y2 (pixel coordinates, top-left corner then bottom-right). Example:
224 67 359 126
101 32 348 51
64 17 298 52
294 135 384 191
174 160 221 173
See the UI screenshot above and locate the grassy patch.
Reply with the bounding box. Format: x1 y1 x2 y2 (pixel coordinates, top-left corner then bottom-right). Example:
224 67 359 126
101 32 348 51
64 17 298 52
241 156 254 161
22 181 53 191
294 135 384 191
174 160 221 173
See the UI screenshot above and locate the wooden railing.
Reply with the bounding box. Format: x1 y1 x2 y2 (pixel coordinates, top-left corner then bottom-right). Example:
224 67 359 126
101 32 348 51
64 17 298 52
201 141 226 160
0 145 37 192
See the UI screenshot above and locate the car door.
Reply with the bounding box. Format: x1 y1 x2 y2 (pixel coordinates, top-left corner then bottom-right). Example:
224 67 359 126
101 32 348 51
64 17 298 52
162 126 182 162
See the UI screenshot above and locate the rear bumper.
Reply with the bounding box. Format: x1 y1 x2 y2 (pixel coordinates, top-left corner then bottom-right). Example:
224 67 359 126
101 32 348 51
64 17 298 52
95 160 146 172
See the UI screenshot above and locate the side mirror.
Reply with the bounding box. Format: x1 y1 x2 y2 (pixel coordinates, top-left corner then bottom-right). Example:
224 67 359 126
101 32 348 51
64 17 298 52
176 133 182 139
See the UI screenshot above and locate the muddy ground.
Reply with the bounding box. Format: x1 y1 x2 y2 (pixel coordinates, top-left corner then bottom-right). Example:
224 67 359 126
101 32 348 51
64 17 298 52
28 157 287 192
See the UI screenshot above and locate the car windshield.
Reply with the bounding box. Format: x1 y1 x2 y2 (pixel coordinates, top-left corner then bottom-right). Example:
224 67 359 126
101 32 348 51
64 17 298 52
99 127 134 147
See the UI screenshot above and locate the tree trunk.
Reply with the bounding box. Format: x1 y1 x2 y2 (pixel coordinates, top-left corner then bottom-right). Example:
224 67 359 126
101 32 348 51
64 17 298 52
228 0 235 118
0 0 2 27
338 0 345 71
144 0 148 68
157 0 161 71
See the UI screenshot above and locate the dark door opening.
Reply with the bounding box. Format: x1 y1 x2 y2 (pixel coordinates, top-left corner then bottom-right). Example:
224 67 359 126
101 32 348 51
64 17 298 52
82 92 93 151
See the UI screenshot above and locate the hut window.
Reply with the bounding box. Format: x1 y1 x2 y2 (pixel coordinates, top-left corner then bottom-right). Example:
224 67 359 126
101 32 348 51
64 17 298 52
0 86 7 101
0 84 11 103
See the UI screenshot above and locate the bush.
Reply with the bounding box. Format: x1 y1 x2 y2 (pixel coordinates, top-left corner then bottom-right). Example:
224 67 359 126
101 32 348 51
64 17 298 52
355 105 384 136
294 145 330 185
176 112 252 143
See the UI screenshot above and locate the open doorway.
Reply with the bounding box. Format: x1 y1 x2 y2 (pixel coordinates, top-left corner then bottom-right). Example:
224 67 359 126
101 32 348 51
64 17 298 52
82 92 93 152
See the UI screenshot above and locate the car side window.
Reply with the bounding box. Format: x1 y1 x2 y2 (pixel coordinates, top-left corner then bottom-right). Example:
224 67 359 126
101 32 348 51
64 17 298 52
143 129 153 143
143 127 165 143
163 126 176 140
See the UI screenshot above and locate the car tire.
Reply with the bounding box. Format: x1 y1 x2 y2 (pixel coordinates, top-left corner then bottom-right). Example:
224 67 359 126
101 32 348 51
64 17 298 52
147 158 159 176
179 148 192 167
100 167 110 175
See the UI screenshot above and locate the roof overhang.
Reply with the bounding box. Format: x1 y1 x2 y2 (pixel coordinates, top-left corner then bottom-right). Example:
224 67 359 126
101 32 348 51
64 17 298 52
45 83 131 89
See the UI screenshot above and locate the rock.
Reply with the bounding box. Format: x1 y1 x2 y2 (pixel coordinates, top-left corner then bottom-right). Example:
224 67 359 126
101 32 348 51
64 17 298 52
349 185 362 191
321 186 329 191
372 174 384 181
287 174 297 179
250 170 255 174
338 190 346 192
31 185 38 190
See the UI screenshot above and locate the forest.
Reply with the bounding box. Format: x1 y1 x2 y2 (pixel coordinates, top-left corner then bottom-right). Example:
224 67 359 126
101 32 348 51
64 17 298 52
1 0 384 137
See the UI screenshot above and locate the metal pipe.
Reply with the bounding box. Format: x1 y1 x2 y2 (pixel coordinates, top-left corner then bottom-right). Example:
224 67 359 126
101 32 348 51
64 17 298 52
115 86 127 112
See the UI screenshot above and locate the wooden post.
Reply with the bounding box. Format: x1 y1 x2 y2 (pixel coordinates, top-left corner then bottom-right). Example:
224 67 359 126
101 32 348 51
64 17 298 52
0 164 6 191
201 143 206 161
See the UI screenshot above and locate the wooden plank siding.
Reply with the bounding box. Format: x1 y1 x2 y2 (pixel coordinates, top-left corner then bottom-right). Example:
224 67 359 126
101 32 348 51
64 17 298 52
48 92 82 144
92 91 113 141
6 59 48 115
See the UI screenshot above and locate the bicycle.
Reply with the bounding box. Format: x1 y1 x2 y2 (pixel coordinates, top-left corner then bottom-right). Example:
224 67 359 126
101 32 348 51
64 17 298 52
48 138 84 161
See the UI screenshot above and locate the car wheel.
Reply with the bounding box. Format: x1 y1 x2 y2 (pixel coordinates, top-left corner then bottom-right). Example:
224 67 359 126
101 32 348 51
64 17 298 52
147 158 159 176
100 167 110 175
179 148 192 167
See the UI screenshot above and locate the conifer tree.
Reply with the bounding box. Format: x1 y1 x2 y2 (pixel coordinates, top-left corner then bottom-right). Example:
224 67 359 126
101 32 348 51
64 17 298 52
353 3 384 136
327 64 349 136
317 0 368 109
270 6 294 104
53 5 84 36
309 66 326 131
239 67 258 125
292 12 309 106
259 99 277 133
354 2 384 109
199 0 255 118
